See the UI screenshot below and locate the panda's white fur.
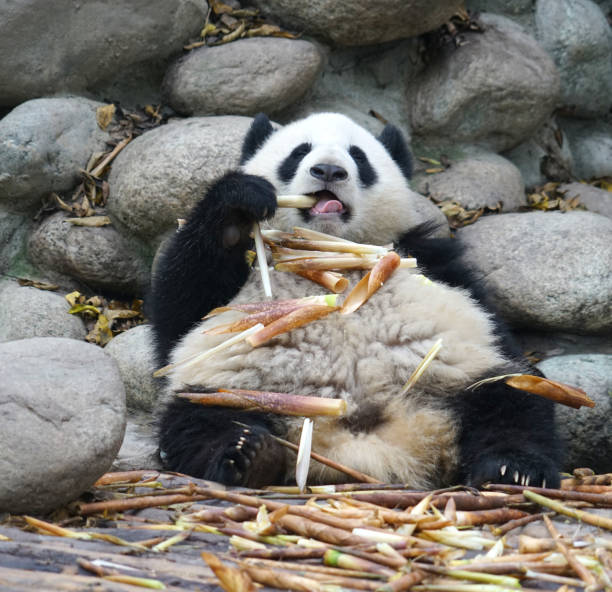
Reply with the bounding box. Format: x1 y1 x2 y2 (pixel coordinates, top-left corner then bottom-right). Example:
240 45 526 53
153 112 559 489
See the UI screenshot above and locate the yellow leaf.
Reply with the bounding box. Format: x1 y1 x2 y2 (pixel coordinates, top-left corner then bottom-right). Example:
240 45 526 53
68 303 100 316
96 104 116 131
65 291 82 307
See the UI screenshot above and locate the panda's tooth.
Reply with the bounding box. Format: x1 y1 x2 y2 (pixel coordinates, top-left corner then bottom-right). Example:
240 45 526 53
513 471 519 483
500 464 507 476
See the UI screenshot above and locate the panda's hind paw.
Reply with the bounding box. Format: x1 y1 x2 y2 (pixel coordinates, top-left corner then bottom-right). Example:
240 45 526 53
466 450 560 489
213 424 286 488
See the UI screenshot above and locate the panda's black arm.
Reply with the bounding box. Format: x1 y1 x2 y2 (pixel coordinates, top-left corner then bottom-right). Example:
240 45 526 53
148 171 277 364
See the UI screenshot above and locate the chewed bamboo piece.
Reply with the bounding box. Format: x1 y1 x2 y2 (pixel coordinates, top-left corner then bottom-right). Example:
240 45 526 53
295 270 349 293
468 374 594 409
247 303 339 347
505 374 594 409
252 222 272 299
153 323 264 378
178 389 347 417
296 418 314 493
340 252 401 315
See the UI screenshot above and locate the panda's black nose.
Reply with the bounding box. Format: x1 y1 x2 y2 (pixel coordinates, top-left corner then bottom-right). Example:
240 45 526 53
310 163 348 182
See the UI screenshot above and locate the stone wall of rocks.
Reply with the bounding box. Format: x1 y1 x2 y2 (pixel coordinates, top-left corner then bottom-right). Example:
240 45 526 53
0 0 611 511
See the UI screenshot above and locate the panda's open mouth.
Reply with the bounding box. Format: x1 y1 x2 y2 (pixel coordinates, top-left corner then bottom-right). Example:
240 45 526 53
305 190 349 218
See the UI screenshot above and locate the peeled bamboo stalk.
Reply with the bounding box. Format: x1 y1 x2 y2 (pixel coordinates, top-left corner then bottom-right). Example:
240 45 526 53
270 236 388 255
252 222 272 299
276 255 415 272
277 194 317 208
178 389 347 417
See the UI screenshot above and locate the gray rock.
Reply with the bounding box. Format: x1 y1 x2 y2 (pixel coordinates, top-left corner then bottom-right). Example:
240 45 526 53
108 116 254 242
559 182 612 220
0 337 126 513
27 212 151 296
0 98 109 212
537 354 612 473
104 325 161 412
164 38 323 116
0 0 207 106
457 211 612 333
409 14 560 152
502 117 574 189
0 209 30 273
562 118 612 179
0 280 86 342
536 0 612 118
251 0 463 46
112 412 161 472
414 152 526 211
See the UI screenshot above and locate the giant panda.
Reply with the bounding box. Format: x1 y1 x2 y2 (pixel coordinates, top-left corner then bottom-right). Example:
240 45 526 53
149 112 562 489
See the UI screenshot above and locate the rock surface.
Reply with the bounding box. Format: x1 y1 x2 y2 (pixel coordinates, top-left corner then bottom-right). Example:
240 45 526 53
0 281 86 342
104 325 161 412
458 211 612 333
112 412 161 472
536 0 612 117
562 118 612 179
108 116 254 242
414 152 526 211
28 213 151 296
0 338 126 513
560 183 612 220
0 98 109 211
164 38 323 116
0 0 207 106
409 14 560 152
251 0 463 46
538 354 612 473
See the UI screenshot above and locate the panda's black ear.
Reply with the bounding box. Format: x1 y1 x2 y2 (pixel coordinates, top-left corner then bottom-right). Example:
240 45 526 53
377 124 413 180
240 113 275 165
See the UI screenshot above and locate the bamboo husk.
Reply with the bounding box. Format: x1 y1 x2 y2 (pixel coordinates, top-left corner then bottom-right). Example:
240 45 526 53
341 252 401 314
201 552 256 592
296 269 349 293
204 295 336 319
504 374 594 409
179 389 346 417
247 304 338 347
399 338 443 395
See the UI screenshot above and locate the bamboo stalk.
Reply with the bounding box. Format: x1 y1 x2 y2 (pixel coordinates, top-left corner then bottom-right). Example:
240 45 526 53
180 389 346 417
277 194 317 208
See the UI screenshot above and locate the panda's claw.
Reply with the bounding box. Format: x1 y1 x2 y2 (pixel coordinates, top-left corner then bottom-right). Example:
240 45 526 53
499 464 507 476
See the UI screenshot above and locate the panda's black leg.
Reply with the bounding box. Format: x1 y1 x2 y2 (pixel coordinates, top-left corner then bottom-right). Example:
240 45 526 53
456 379 562 488
159 398 288 488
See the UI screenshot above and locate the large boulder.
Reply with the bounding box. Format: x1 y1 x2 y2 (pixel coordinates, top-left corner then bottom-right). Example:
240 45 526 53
28 212 151 296
536 0 612 118
0 338 126 513
409 14 560 152
0 98 110 212
164 38 323 116
107 116 254 242
559 183 612 221
561 119 612 180
0 0 207 106
457 211 612 333
414 152 526 211
0 281 86 343
538 354 612 473
251 0 463 46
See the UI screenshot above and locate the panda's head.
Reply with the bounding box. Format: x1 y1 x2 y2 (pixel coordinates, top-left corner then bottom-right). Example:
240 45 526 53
240 112 419 244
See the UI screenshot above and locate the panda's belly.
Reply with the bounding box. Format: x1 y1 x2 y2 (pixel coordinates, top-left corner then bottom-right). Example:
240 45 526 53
167 267 507 487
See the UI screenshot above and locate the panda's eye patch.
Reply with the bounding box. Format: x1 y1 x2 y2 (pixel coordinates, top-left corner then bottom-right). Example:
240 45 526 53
349 145 377 188
278 142 312 183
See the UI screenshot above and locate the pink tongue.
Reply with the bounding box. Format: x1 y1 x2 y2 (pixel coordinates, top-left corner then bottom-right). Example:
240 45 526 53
311 198 344 214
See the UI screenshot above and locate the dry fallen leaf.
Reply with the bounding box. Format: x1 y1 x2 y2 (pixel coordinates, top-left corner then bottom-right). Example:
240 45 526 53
96 104 116 131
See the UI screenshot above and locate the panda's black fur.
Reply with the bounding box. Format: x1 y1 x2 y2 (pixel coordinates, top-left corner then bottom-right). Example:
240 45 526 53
149 113 562 489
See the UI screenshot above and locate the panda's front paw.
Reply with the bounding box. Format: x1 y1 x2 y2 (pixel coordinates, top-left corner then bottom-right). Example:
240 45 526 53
466 449 560 489
214 172 277 223
211 424 286 488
